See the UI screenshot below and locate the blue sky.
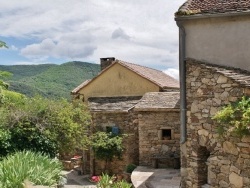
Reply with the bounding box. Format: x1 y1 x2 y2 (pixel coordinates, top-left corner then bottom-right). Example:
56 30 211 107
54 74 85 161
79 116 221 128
0 0 185 79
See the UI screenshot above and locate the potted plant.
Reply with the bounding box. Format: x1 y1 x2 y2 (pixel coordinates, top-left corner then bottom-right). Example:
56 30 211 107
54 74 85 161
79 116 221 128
125 164 137 174
123 164 137 183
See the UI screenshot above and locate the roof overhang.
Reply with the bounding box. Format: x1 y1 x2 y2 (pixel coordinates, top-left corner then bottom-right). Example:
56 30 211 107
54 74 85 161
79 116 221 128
175 10 250 21
134 108 180 112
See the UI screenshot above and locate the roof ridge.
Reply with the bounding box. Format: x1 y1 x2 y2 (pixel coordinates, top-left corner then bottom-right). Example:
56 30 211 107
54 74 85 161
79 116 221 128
116 59 163 73
72 59 179 94
116 59 179 88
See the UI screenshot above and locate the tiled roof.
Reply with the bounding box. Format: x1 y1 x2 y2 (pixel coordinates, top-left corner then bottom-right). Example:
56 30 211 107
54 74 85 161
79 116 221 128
88 96 142 112
176 0 250 16
117 60 179 89
71 79 91 94
71 59 179 94
187 58 250 87
134 92 180 111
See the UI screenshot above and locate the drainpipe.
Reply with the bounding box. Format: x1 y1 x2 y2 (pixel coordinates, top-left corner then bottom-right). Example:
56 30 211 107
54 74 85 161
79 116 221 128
176 21 186 144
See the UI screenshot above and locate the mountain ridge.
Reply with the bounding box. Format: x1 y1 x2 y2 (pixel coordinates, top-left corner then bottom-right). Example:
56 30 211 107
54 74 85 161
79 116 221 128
0 61 100 99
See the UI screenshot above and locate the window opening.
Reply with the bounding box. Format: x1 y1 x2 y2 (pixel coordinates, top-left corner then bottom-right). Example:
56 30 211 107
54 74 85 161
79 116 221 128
162 129 172 140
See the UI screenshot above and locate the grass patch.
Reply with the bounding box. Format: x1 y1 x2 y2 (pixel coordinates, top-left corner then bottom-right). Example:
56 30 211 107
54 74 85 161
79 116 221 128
0 150 63 188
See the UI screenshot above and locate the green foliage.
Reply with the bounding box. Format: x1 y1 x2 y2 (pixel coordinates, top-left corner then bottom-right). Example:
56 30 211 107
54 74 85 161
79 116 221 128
91 132 124 162
0 71 12 79
125 164 137 174
0 96 91 158
0 41 8 48
0 70 15 104
1 89 25 105
0 151 62 188
0 129 11 157
91 131 125 173
113 180 132 188
0 61 100 99
97 173 132 188
213 96 250 137
97 173 114 188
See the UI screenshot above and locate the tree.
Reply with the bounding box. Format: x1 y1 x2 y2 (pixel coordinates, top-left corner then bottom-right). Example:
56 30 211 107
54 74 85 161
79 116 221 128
0 96 91 158
0 41 8 48
91 131 125 173
0 71 14 104
0 71 12 89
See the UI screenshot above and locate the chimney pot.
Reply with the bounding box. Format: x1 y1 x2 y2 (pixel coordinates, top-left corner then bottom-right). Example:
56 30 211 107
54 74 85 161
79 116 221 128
100 57 115 70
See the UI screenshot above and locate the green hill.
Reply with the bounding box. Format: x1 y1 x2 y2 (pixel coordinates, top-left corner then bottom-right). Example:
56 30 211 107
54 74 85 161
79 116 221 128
0 61 100 99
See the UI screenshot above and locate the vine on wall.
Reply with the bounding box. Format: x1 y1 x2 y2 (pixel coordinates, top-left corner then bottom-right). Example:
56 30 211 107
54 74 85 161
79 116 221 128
213 96 250 137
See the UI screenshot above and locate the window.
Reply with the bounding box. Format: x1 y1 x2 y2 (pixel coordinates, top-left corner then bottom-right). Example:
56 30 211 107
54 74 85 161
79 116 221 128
106 126 119 135
162 129 172 140
106 126 112 133
158 128 173 140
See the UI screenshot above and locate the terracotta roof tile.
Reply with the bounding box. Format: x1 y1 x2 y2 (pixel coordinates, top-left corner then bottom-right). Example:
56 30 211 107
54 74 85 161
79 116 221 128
71 79 91 94
176 0 250 16
116 60 179 89
71 59 179 94
134 92 180 111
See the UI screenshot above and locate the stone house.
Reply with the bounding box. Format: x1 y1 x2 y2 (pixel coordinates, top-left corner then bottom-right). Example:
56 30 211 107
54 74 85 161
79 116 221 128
71 57 180 175
134 92 180 168
175 1 250 187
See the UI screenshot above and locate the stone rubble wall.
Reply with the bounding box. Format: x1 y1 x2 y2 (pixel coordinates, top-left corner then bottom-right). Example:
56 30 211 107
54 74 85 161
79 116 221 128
182 59 250 188
90 111 139 175
138 111 180 167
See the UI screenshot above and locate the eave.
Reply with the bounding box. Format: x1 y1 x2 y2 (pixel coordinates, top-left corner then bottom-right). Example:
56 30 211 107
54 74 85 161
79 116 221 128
175 10 250 21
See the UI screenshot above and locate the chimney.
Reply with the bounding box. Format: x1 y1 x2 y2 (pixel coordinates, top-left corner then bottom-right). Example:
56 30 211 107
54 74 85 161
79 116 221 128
100 57 115 70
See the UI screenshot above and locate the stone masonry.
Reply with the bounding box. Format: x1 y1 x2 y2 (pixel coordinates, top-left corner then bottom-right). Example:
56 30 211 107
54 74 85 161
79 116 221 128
138 111 180 167
181 59 250 188
90 111 139 175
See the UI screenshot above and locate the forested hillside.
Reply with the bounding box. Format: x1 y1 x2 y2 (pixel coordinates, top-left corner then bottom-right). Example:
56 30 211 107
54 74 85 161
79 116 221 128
0 61 100 99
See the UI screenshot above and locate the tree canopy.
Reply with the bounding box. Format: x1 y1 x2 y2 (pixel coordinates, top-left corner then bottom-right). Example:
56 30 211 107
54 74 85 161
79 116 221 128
0 96 91 158
0 41 8 48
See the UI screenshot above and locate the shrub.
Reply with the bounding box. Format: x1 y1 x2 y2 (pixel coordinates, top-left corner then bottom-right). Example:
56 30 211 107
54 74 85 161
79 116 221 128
0 128 11 158
0 150 63 188
0 96 91 158
91 132 125 172
213 96 250 137
125 164 137 173
91 132 124 161
97 173 132 188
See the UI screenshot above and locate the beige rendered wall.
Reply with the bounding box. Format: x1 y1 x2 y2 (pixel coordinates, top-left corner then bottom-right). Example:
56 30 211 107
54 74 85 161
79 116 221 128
78 63 159 101
183 15 250 71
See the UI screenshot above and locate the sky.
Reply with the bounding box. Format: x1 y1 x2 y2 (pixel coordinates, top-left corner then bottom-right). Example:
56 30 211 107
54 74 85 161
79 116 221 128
0 0 186 79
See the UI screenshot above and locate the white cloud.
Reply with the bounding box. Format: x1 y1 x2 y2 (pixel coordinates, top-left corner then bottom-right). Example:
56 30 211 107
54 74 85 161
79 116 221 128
0 0 186 69
163 68 179 80
20 36 97 60
112 28 131 40
12 61 51 65
10 45 18 51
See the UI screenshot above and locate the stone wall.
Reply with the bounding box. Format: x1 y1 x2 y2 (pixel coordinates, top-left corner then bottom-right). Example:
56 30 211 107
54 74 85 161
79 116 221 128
90 111 139 175
182 59 250 188
138 111 180 167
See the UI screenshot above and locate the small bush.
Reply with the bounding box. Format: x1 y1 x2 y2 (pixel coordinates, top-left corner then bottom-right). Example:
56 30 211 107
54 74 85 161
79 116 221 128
125 164 137 173
91 132 125 172
0 150 63 188
97 173 132 188
213 96 250 137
